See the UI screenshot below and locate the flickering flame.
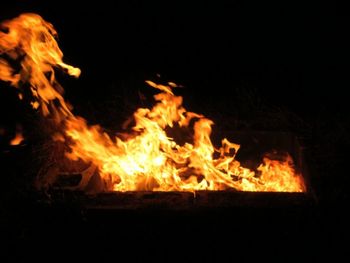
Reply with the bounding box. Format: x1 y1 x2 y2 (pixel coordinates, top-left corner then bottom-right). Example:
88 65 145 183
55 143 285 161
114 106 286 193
0 13 305 192
0 13 80 121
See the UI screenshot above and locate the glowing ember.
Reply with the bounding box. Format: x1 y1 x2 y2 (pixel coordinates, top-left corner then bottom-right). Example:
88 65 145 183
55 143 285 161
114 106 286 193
0 13 305 192
10 131 24 145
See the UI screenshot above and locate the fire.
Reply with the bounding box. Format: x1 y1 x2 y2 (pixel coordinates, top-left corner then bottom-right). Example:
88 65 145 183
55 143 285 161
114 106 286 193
0 13 305 192
0 13 80 121
10 131 24 145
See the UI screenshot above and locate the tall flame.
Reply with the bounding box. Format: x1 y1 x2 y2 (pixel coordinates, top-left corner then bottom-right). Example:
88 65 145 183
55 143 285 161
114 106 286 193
0 13 80 120
0 13 305 192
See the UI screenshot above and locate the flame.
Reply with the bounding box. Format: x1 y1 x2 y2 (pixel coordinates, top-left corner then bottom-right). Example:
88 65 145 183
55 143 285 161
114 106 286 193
0 13 305 192
10 131 24 145
0 13 80 121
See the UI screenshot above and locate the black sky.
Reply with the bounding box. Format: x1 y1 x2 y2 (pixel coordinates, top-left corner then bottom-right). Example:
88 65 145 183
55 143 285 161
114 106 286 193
0 0 349 128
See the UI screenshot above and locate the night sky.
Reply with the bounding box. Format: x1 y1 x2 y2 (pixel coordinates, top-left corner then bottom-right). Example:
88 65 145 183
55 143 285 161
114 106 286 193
1 1 348 114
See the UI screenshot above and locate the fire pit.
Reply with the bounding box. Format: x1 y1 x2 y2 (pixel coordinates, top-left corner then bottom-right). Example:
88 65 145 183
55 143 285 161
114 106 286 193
1 14 312 211
39 131 314 212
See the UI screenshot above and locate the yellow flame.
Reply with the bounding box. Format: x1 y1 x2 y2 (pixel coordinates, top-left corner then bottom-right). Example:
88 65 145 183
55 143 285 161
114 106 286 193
0 13 80 121
64 82 305 192
0 13 305 192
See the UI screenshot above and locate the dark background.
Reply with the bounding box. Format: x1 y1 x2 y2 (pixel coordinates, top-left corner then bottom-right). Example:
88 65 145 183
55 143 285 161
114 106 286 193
1 0 348 114
1 0 349 261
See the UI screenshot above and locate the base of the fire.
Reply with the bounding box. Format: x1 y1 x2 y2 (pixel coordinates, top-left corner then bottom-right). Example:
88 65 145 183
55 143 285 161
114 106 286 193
35 140 305 193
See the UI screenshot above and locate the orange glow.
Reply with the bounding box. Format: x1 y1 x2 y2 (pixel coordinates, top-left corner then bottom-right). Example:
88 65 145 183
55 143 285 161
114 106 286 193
0 14 305 192
10 131 24 145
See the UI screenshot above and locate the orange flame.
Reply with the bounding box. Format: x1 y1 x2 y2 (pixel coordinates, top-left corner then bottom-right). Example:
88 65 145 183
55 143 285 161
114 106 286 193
0 13 80 120
10 131 24 145
0 13 305 192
